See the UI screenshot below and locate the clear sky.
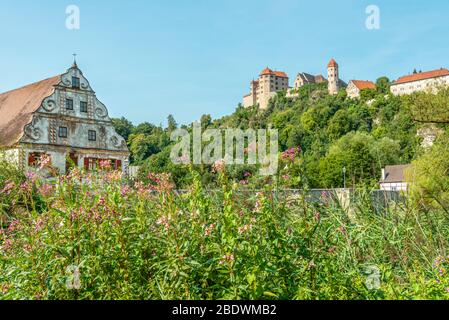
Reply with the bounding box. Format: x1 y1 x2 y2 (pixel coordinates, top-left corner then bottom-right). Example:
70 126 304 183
1 0 449 126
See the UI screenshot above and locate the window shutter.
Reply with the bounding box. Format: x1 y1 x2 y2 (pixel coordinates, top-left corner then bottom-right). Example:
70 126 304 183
28 153 35 166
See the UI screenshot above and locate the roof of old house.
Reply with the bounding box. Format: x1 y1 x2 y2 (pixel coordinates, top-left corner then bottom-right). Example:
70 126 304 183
393 68 449 85
328 58 338 68
350 80 376 90
260 67 288 78
380 164 412 183
314 75 327 83
0 75 61 147
297 72 316 83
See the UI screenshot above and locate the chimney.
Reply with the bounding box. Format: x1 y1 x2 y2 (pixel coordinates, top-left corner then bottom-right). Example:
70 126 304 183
381 168 386 181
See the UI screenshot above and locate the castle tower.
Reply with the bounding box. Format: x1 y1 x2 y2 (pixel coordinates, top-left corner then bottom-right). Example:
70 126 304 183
327 58 339 95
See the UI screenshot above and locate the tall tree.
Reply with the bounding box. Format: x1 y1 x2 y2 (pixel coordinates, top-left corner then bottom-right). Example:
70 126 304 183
167 114 178 132
375 76 390 94
111 117 134 141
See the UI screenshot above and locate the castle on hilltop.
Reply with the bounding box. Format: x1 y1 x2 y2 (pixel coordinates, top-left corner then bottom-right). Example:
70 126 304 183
242 67 289 110
242 59 347 109
242 58 449 108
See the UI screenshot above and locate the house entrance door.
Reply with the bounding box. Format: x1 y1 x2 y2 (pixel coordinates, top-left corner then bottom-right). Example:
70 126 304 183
66 152 78 172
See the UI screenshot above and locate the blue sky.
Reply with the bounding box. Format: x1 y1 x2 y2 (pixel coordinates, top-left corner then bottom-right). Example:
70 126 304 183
1 0 449 126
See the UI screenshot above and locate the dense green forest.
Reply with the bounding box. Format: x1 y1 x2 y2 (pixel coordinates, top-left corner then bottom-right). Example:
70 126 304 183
111 78 447 189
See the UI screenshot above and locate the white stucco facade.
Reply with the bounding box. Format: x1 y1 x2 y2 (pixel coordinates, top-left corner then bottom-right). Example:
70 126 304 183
390 72 449 96
242 68 289 109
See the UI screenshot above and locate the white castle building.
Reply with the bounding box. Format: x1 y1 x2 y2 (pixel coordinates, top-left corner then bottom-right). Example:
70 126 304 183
242 67 289 109
390 68 449 96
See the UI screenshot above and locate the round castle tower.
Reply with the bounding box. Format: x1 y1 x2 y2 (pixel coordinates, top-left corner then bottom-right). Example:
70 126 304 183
327 58 339 95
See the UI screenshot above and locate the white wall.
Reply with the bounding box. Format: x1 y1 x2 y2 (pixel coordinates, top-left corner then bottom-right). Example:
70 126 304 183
0 148 20 165
391 75 449 96
380 182 407 191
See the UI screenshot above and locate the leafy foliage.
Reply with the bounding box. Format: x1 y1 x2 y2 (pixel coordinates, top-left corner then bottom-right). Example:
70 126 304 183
1 165 449 299
112 83 422 188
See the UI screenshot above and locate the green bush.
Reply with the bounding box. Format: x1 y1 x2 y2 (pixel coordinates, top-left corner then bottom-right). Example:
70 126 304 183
1 165 449 300
408 132 449 212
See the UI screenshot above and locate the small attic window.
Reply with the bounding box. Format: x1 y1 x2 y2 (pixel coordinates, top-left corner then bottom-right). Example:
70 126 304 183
72 76 80 89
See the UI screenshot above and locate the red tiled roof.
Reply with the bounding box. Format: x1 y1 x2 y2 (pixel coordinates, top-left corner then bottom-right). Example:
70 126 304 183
328 58 338 68
0 76 61 147
260 67 273 75
393 68 449 85
273 71 288 78
260 67 288 78
351 80 376 90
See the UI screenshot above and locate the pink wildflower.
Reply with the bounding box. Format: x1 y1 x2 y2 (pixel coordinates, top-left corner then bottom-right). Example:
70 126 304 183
25 171 38 182
99 159 112 170
156 216 171 231
254 192 264 213
212 159 225 173
38 184 53 197
98 197 106 206
121 185 131 196
238 224 253 234
38 154 51 170
204 224 216 237
0 181 15 195
219 253 235 265
20 182 32 193
2 239 13 251
281 146 301 162
7 220 21 233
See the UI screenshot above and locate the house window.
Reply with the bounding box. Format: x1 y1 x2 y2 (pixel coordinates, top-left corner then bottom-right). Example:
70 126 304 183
66 98 74 110
28 152 44 167
88 130 96 141
72 76 80 89
83 158 122 171
59 127 68 138
80 101 88 113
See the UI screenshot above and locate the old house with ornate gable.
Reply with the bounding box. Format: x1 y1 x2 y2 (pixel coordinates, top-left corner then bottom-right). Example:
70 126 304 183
0 61 129 175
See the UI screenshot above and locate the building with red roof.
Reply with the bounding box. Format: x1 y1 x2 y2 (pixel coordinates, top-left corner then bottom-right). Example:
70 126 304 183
390 68 449 95
346 80 376 98
242 67 289 109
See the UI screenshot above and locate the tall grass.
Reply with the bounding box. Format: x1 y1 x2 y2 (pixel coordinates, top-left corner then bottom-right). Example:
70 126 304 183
0 164 448 300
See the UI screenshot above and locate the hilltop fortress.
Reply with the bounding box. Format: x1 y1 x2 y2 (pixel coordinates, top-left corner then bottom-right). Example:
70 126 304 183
242 58 449 109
